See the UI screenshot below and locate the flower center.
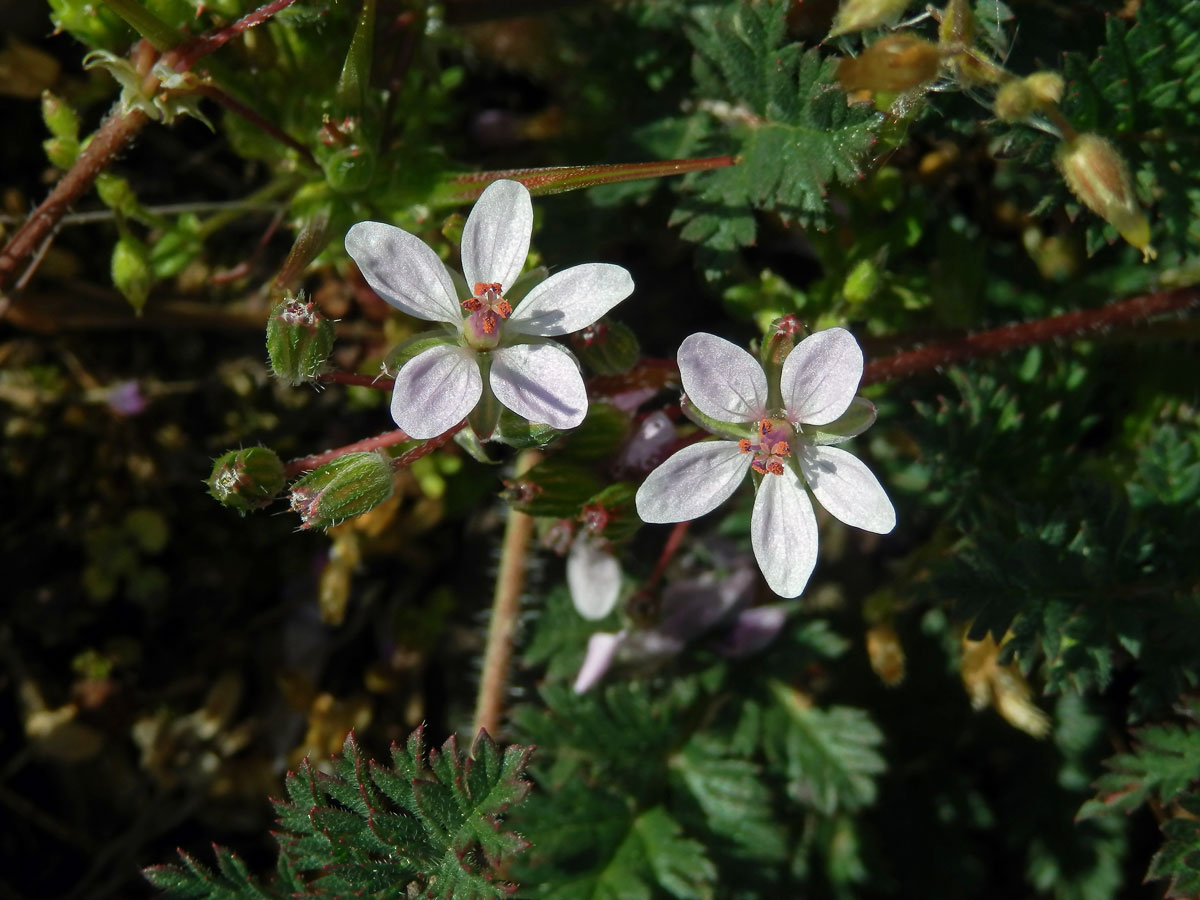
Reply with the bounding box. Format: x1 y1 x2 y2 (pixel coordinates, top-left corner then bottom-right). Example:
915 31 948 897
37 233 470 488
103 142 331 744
462 282 512 350
738 418 793 476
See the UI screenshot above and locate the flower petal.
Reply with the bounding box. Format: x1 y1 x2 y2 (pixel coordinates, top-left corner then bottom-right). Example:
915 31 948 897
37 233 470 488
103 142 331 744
799 445 896 534
507 263 634 337
490 341 587 430
567 535 622 620
635 440 751 523
345 221 461 324
390 344 481 439
751 469 818 598
677 333 768 424
781 327 863 426
460 179 533 291
573 631 625 693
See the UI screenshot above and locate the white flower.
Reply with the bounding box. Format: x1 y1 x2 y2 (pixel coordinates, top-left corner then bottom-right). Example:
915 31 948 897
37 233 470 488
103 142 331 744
567 533 622 621
345 180 635 439
634 329 895 598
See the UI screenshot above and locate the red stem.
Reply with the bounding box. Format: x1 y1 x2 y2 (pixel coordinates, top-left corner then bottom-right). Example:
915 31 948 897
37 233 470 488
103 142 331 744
163 0 299 72
192 84 317 168
391 425 462 468
862 286 1200 385
648 522 690 588
284 428 411 477
0 106 150 292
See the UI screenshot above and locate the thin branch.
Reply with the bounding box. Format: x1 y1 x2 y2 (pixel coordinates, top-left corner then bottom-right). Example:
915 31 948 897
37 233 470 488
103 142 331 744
192 84 318 168
474 449 542 738
162 0 300 72
861 286 1200 386
284 428 412 478
0 200 285 228
0 106 150 293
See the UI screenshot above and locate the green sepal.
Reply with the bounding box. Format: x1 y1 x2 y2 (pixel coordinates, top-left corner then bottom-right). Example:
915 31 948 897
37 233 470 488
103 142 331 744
680 394 752 441
559 402 631 462
454 426 498 464
571 318 640 375
383 327 458 372
809 397 877 445
265 292 336 385
494 409 563 450
468 355 502 440
150 214 203 279
289 452 395 530
207 446 286 513
504 460 604 518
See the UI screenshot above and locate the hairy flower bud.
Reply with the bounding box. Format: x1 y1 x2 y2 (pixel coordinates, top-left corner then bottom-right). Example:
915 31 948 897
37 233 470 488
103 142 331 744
570 319 640 375
1057 134 1155 260
993 79 1034 122
208 447 286 513
265 293 336 385
289 452 395 530
42 91 79 141
1024 71 1064 106
827 0 910 38
111 234 153 314
836 35 941 94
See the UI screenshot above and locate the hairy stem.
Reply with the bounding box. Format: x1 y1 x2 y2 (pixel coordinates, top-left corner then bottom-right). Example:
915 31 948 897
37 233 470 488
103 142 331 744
474 449 542 738
0 106 150 294
861 286 1200 385
284 428 412 478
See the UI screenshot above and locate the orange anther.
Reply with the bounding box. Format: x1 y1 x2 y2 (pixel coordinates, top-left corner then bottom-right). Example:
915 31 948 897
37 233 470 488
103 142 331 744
738 439 752 453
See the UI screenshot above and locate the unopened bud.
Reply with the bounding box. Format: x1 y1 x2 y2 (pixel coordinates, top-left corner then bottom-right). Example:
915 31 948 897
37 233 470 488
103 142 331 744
43 136 79 169
111 234 153 314
1057 133 1155 259
266 292 336 385
289 452 394 530
843 258 881 304
42 91 79 140
1025 72 1064 106
993 79 1034 122
866 622 906 686
827 0 910 38
96 173 140 218
938 0 975 47
571 319 640 375
208 447 286 513
836 35 941 94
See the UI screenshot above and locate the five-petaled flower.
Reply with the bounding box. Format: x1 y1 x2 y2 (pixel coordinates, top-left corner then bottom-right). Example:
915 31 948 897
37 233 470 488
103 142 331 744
635 329 895 598
345 180 635 439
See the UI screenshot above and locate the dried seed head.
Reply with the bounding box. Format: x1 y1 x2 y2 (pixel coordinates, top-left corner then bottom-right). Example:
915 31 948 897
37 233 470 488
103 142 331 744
1057 133 1155 260
836 35 941 94
827 0 911 38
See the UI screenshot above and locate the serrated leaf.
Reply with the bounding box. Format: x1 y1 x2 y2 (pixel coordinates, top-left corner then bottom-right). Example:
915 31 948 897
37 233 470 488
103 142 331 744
633 806 716 900
764 682 886 815
669 0 882 251
1079 718 1200 819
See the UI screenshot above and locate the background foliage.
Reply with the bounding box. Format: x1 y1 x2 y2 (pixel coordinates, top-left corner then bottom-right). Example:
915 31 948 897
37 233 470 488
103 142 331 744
1 0 1198 898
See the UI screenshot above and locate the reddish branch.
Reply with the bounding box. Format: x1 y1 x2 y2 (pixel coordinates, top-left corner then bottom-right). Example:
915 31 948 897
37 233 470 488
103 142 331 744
163 0 298 72
0 0 302 295
0 106 150 292
284 428 412 477
862 286 1200 386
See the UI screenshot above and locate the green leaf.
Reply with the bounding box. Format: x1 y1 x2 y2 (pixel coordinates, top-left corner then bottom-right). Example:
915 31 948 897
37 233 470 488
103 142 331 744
632 806 716 900
669 0 882 251
1148 793 1200 899
1079 714 1200 819
764 682 886 815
